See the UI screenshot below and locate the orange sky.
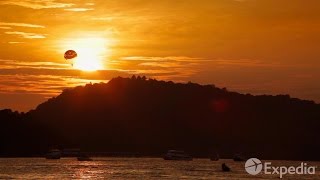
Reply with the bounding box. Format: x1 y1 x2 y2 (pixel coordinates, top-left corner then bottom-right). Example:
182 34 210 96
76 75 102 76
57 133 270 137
1 0 320 111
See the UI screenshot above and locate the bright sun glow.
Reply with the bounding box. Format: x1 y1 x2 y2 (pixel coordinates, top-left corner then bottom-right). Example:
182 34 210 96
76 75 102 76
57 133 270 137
62 37 108 71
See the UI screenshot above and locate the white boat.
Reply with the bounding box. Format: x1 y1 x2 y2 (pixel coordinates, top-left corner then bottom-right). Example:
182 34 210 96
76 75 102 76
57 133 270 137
46 149 61 159
164 150 193 161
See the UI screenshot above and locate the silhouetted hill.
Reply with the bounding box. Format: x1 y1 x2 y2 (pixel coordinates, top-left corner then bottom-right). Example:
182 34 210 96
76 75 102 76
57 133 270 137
1 76 320 160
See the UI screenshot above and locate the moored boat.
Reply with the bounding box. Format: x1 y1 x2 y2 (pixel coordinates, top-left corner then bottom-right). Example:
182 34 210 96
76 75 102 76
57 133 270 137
77 154 93 161
233 153 246 161
46 149 61 159
164 150 193 161
210 153 219 161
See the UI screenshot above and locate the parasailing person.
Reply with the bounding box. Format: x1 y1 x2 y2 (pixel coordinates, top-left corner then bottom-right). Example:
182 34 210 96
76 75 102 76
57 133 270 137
64 50 77 66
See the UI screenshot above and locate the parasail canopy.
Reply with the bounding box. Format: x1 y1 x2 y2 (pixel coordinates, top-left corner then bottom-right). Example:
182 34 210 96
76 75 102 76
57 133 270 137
64 50 77 60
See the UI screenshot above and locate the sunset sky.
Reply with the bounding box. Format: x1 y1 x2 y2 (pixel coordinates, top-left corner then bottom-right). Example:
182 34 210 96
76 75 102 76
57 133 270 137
1 0 320 111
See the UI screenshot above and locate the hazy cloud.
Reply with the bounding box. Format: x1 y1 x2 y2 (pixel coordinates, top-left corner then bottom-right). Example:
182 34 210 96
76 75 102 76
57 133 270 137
0 26 12 29
64 8 94 12
8 42 25 44
5 31 46 39
0 59 68 69
0 59 128 110
0 0 74 9
85 3 95 6
120 56 207 62
0 22 45 28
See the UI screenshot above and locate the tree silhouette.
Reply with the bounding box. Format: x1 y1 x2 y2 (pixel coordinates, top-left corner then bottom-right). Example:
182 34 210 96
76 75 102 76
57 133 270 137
0 77 319 160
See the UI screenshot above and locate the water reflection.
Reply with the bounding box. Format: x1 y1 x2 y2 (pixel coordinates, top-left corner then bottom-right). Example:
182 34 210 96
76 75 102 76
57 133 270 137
0 158 319 179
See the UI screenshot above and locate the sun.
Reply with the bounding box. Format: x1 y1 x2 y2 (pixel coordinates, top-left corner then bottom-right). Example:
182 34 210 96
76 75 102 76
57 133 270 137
62 37 108 71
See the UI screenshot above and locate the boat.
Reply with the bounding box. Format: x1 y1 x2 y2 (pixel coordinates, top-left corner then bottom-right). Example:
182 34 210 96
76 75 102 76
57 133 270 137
77 154 93 161
46 149 61 159
163 150 193 161
233 153 246 161
62 148 80 157
222 163 231 172
210 153 219 161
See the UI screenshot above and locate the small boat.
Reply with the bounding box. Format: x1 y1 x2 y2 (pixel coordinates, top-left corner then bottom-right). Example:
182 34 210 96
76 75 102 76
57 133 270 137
233 153 246 161
62 148 80 157
164 150 193 161
46 149 61 159
210 153 219 161
222 163 231 172
77 154 93 161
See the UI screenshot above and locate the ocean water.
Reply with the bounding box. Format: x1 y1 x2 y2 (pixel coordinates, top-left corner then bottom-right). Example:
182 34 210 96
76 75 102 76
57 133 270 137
0 158 319 179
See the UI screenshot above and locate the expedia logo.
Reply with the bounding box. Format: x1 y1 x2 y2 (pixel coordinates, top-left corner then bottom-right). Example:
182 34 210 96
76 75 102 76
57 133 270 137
245 158 317 178
245 158 263 175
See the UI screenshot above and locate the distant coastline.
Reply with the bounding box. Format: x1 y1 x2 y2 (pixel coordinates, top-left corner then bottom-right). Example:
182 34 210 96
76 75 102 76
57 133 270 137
1 76 320 161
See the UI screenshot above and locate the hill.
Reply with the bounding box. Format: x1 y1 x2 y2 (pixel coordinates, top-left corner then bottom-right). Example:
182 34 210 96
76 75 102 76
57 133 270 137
1 76 320 160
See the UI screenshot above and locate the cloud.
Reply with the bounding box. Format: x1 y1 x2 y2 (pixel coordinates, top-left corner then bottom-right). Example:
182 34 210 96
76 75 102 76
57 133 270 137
0 74 103 95
112 56 298 83
84 3 95 6
210 59 283 67
0 26 12 29
64 8 94 12
5 31 46 39
0 0 74 9
120 56 207 62
8 42 25 44
118 56 273 78
0 59 68 69
0 57 196 101
0 59 130 105
0 22 45 28
120 57 289 69
0 22 45 41
111 56 206 80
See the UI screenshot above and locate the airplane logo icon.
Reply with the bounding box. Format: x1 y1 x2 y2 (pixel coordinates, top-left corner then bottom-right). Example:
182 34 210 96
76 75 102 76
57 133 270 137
245 158 263 175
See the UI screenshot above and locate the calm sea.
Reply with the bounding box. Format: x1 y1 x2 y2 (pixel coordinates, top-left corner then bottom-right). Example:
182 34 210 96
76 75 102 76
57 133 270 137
0 158 319 179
